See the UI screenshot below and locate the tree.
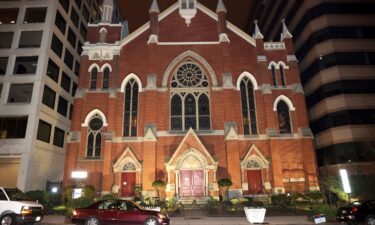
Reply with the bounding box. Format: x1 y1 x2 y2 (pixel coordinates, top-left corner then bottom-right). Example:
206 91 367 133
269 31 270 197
152 180 166 199
218 178 232 200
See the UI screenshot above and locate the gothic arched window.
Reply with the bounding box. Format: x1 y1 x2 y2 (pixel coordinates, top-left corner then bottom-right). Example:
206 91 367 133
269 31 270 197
280 65 286 87
277 101 292 133
90 67 98 89
123 79 138 137
87 115 103 157
247 159 261 169
102 67 110 89
123 162 136 171
271 65 277 86
240 77 257 135
99 29 107 43
170 61 210 131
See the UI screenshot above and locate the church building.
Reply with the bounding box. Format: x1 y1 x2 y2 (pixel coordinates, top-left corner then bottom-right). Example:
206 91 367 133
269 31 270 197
63 0 319 200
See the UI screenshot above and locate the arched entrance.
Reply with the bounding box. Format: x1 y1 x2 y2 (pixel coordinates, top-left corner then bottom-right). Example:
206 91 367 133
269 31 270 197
179 155 204 197
113 147 142 197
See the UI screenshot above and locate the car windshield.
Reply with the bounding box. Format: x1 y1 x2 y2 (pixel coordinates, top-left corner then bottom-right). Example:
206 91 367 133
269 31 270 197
4 188 31 201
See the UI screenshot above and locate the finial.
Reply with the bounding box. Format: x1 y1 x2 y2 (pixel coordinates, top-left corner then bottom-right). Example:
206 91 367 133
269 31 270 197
253 20 264 39
149 0 160 14
101 0 114 23
281 18 293 41
216 0 227 13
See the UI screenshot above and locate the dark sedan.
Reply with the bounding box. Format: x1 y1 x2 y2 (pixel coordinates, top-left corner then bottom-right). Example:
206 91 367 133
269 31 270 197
71 199 170 225
337 200 375 225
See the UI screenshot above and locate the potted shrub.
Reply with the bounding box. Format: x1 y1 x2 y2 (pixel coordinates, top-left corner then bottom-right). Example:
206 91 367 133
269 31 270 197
217 178 232 200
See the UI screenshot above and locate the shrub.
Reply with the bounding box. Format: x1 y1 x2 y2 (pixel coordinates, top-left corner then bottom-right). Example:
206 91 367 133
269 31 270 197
101 194 116 200
271 194 291 207
217 178 233 200
82 185 95 200
66 197 95 216
25 190 51 207
152 180 166 199
309 204 336 218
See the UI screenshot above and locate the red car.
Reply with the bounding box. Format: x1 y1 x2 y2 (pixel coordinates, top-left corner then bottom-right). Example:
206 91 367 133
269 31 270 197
71 199 170 225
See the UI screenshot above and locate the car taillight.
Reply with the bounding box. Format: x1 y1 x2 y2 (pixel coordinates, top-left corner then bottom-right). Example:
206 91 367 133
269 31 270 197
72 210 78 216
21 206 33 215
351 207 358 213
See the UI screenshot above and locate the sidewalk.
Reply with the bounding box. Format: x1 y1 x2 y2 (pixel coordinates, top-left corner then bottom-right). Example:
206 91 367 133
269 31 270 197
40 215 341 225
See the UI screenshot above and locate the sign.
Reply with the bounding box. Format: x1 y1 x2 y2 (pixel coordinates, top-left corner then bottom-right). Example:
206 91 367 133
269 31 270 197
72 188 82 199
244 207 266 224
314 214 326 224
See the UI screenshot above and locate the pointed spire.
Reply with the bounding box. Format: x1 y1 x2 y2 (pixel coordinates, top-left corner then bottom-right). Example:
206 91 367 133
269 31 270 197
149 0 160 14
281 18 293 41
101 0 114 23
253 20 264 39
216 0 227 13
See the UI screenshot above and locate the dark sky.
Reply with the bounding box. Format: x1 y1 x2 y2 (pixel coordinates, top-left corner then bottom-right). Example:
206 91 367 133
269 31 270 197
118 0 256 33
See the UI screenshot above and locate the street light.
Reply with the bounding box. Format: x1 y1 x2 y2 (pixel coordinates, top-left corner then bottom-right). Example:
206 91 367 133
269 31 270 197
339 169 351 202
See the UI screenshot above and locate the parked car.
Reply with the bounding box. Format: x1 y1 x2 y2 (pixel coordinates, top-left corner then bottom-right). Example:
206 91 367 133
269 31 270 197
71 199 170 225
337 200 375 225
0 187 43 225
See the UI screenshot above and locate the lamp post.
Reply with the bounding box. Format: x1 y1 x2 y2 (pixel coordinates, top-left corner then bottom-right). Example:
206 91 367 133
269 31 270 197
339 169 352 203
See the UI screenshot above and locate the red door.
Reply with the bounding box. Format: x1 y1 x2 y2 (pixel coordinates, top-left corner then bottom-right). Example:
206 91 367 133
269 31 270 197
247 170 262 194
121 172 135 197
180 170 204 197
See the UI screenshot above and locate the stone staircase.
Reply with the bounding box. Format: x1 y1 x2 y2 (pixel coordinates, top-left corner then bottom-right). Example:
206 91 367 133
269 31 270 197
178 196 209 205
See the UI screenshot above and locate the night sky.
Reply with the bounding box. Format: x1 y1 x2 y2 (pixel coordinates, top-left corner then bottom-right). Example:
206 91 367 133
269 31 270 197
117 0 255 33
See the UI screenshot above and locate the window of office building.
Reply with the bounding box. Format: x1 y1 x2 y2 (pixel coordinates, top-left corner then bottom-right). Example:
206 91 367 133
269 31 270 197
0 32 13 48
61 72 71 93
74 61 80 76
42 85 56 109
8 83 33 103
57 96 68 117
55 11 66 34
47 59 60 82
67 28 76 48
77 41 83 55
59 0 69 13
24 7 47 23
0 117 28 139
64 49 74 70
13 56 38 75
19 30 42 48
0 8 19 24
36 120 51 143
75 0 82 9
0 57 8 75
53 127 65 147
70 8 79 28
51 34 63 57
0 83 2 98
72 82 77 97
82 5 89 22
69 104 73 120
80 23 87 39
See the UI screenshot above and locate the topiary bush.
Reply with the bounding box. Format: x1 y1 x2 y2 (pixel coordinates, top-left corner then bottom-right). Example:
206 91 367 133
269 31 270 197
81 185 95 199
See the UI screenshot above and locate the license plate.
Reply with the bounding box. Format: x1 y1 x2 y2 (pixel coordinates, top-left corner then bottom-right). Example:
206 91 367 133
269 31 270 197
35 216 41 221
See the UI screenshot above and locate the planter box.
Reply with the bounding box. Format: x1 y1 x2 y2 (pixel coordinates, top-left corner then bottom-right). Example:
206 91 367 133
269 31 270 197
244 207 266 224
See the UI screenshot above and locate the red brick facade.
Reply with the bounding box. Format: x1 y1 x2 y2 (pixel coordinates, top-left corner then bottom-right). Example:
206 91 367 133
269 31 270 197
63 2 319 200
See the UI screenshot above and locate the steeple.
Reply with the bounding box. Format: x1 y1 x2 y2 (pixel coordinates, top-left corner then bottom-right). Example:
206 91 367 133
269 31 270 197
101 0 114 23
281 19 293 41
253 20 264 39
216 0 227 13
149 0 160 14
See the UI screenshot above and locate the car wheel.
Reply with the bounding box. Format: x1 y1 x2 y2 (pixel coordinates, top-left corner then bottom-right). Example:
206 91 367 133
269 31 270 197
144 217 159 225
366 215 375 225
1 214 15 225
85 216 100 225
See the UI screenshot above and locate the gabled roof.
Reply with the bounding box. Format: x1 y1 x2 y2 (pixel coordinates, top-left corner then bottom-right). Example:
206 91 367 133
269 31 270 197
120 2 255 47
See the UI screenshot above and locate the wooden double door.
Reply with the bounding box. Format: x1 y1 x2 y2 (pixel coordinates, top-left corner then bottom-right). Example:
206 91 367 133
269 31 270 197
121 172 136 197
180 170 204 197
247 170 263 194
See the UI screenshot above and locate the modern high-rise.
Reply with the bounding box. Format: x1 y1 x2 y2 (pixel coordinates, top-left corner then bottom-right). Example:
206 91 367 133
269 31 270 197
0 0 123 191
247 0 375 177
